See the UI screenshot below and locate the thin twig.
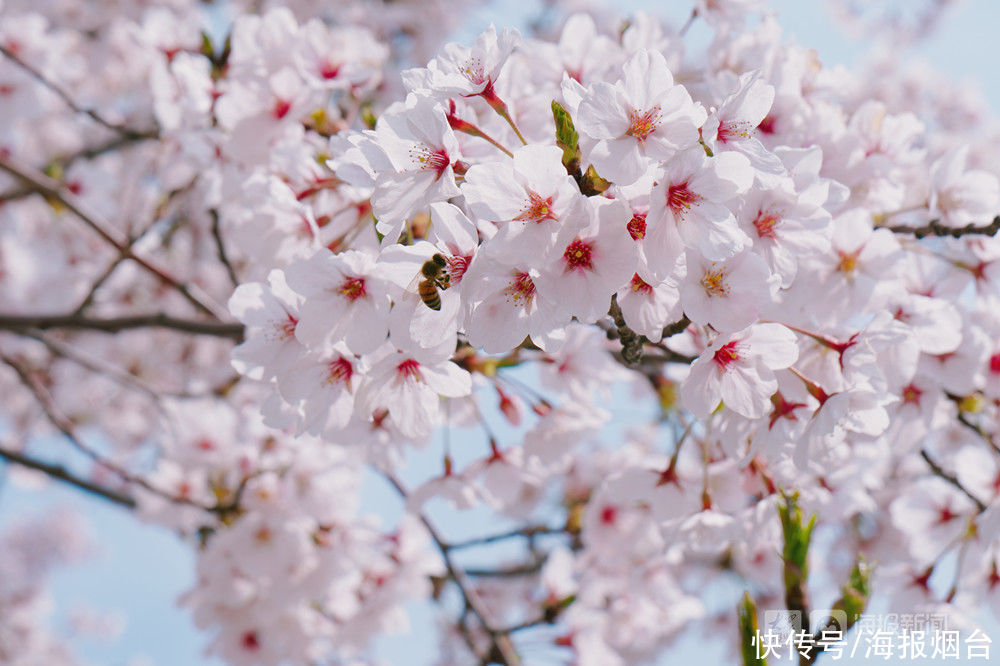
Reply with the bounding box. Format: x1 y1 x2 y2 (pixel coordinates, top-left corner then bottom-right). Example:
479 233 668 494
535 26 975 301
884 215 1000 239
0 44 154 139
0 353 215 513
210 209 240 287
0 312 244 339
919 449 987 512
0 153 227 319
449 525 564 550
383 473 522 666
0 444 135 508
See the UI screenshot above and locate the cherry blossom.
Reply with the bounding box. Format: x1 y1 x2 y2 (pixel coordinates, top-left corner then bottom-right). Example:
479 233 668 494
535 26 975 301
3 3 1000 666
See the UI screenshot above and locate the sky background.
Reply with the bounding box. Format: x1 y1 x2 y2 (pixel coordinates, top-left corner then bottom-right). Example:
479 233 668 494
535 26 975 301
4 0 1000 664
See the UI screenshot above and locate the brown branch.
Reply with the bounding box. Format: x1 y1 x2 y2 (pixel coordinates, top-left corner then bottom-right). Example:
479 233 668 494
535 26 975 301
0 353 217 513
0 444 135 508
449 525 564 550
885 215 1000 239
661 315 691 339
919 448 987 512
0 312 244 340
383 473 522 666
608 295 643 367
0 44 155 140
464 562 544 578
0 153 227 319
210 209 240 287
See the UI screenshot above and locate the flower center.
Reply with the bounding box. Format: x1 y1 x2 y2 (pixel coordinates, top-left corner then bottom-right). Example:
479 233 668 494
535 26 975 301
409 145 450 178
514 191 557 223
666 181 703 218
626 106 661 143
446 254 471 285
990 352 1000 375
700 265 730 297
712 340 741 369
272 98 292 120
753 210 780 239
462 57 487 85
902 383 923 405
241 631 261 652
277 314 297 340
630 273 653 295
320 62 341 79
562 238 595 272
338 276 367 302
837 250 859 275
396 358 422 382
718 119 755 144
503 272 536 306
326 357 353 385
627 213 647 240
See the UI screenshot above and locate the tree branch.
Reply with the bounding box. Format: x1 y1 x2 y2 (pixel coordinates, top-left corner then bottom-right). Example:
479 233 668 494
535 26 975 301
383 473 522 666
0 444 135 508
919 448 986 512
885 215 1000 239
0 44 155 140
0 353 216 513
210 209 240 287
0 153 228 319
0 312 244 340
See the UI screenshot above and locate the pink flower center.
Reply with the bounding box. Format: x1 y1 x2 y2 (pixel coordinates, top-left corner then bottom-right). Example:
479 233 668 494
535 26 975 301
446 254 471 285
503 272 536 306
271 314 297 341
936 504 959 525
338 276 367 302
666 181 703 218
758 114 777 135
600 505 618 525
837 250 860 275
514 191 557 223
630 273 653 295
753 210 780 239
241 631 261 652
326 357 353 385
396 358 422 382
627 213 647 240
461 57 488 86
713 341 741 369
563 238 595 272
902 383 923 405
989 352 1000 375
626 106 661 143
700 265 730 297
272 98 292 120
717 119 755 144
320 62 341 79
409 145 450 178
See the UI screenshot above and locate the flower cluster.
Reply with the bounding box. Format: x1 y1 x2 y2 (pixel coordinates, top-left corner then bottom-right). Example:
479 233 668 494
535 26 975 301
3 0 1000 664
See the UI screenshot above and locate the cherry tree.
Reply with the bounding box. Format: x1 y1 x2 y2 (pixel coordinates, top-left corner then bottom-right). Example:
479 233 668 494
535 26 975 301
2 0 1000 664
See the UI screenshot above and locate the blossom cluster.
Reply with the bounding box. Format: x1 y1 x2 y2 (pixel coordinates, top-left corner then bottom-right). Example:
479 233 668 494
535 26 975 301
2 0 1000 664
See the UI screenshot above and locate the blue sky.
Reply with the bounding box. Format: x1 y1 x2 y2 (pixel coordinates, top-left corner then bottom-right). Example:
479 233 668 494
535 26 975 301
4 1 1000 665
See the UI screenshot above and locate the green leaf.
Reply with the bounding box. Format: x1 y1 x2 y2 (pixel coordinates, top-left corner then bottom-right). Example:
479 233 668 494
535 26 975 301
738 592 767 666
551 100 581 175
833 556 871 625
361 104 378 130
778 491 815 625
199 31 214 59
778 491 815 579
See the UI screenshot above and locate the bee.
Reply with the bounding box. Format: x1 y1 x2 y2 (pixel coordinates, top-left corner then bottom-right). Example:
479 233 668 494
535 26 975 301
416 253 451 311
